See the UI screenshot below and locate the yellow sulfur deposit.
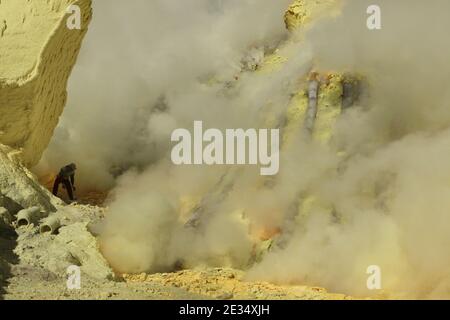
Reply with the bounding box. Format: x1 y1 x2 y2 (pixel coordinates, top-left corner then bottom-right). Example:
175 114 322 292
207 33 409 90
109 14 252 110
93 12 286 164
314 73 344 144
181 1 348 239
281 73 344 147
285 0 340 31
282 90 309 146
256 52 289 75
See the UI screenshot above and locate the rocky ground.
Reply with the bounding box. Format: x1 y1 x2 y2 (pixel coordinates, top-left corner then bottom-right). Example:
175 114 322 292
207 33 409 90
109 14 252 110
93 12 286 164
0 195 353 300
3 266 352 300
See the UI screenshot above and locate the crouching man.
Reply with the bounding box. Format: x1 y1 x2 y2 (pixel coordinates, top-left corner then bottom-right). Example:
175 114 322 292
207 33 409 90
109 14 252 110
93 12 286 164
52 163 77 202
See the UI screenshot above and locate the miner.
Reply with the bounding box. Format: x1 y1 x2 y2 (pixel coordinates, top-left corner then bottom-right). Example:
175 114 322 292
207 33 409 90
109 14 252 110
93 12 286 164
52 163 77 201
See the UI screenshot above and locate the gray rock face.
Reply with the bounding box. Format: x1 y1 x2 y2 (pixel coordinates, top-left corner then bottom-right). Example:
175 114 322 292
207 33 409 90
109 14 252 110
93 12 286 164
0 145 63 215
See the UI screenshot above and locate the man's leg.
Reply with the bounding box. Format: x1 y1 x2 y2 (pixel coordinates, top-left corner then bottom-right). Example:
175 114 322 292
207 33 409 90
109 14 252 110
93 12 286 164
62 179 74 200
52 177 61 196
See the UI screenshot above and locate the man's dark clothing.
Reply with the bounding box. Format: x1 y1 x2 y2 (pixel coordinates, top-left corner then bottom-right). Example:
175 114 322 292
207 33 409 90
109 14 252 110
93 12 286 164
52 164 76 200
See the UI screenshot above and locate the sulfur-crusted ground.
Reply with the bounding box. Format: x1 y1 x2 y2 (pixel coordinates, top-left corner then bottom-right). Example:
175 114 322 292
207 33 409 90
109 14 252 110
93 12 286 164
123 268 353 300
3 266 353 300
0 200 352 300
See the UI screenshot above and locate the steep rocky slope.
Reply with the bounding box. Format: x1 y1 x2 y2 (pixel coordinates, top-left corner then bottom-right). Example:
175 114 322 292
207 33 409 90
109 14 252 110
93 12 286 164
0 0 92 167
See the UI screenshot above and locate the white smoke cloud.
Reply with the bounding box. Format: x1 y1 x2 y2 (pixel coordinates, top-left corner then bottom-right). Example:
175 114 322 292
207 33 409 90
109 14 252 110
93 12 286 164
35 0 450 299
36 0 293 189
248 0 450 299
37 0 299 273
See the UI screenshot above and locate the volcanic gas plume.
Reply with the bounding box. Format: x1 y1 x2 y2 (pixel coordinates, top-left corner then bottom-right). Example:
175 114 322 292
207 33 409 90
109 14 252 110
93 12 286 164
35 0 450 299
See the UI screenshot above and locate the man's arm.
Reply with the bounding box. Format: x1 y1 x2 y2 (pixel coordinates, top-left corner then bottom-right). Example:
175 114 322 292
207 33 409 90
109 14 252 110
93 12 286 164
70 174 75 189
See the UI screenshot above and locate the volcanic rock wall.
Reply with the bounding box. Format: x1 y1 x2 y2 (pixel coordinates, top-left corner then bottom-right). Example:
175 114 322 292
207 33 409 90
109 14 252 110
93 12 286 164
0 0 92 167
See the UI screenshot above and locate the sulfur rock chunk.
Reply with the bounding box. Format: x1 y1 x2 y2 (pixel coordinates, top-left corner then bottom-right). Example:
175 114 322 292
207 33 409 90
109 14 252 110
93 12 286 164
0 0 92 166
285 0 339 31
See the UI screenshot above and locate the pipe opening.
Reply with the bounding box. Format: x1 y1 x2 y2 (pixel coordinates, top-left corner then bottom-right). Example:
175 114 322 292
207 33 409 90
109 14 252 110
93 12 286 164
17 218 29 227
40 225 52 234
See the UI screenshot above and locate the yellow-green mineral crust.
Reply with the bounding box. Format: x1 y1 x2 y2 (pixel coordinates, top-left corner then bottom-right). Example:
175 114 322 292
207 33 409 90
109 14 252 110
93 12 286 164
0 0 92 166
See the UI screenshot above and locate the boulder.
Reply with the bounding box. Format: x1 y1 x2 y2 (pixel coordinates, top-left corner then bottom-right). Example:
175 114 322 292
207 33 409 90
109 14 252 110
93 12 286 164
0 145 62 214
0 0 92 166
50 222 116 280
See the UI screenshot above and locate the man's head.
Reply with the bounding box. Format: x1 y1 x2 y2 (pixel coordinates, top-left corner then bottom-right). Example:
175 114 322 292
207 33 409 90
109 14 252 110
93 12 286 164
69 163 77 170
